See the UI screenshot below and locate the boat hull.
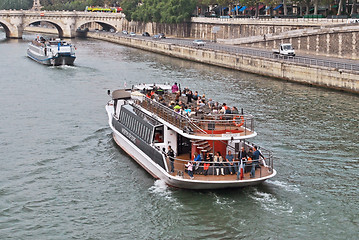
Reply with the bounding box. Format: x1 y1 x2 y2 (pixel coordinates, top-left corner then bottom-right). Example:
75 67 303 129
27 48 76 66
108 106 276 189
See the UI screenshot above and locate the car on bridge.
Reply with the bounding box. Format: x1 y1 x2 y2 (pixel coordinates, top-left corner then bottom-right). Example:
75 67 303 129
193 39 206 46
122 30 128 35
129 32 136 37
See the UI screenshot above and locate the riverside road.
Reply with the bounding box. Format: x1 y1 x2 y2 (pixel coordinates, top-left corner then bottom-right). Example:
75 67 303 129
111 31 359 72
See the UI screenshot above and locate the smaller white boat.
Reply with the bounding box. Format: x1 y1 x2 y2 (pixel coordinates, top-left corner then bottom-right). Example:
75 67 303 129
27 36 76 66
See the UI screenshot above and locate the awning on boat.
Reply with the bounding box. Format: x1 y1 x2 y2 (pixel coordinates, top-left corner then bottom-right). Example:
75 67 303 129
112 89 131 99
273 4 283 10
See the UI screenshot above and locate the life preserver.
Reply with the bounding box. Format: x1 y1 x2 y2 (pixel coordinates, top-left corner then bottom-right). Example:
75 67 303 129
233 115 245 127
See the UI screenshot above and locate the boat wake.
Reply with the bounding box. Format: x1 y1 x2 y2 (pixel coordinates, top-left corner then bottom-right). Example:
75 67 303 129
250 189 294 215
49 65 77 69
266 180 300 193
149 179 168 193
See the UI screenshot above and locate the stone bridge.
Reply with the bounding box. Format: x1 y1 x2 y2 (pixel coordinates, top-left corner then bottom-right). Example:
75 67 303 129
0 10 124 38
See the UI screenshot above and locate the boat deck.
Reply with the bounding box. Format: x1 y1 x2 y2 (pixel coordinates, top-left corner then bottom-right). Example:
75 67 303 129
167 153 272 181
136 92 255 138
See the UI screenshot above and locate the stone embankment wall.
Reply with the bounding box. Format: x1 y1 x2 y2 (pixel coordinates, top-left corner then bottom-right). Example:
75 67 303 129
87 32 359 94
114 18 359 59
240 26 359 60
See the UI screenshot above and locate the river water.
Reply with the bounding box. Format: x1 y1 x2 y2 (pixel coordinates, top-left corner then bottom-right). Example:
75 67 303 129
0 31 358 239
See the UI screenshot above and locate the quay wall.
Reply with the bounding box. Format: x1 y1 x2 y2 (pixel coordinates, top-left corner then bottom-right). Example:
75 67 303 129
87 32 359 94
240 26 359 60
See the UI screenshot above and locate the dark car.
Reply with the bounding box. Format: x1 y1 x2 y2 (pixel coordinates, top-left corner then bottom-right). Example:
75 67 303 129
159 33 166 38
142 32 150 37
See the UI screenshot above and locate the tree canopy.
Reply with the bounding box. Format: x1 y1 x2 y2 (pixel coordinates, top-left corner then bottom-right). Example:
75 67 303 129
0 0 33 10
123 0 197 23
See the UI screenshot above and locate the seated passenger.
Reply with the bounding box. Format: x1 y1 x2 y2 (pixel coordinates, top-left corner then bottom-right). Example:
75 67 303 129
213 152 224 175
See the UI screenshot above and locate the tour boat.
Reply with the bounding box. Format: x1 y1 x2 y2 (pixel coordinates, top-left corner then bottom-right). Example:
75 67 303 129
27 36 76 66
105 84 276 189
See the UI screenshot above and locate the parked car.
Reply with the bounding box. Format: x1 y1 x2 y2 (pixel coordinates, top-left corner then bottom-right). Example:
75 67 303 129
142 32 150 37
122 30 128 34
159 33 166 38
193 39 206 46
153 34 160 39
129 32 136 37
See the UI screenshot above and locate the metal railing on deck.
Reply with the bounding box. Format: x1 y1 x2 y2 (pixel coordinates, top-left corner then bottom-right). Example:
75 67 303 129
166 153 274 180
137 97 255 136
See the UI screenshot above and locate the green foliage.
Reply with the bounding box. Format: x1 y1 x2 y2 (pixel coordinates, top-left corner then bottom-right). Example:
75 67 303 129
121 0 139 21
122 0 197 23
0 0 33 10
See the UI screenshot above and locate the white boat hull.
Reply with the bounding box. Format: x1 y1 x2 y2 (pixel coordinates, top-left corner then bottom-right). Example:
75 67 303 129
107 105 277 189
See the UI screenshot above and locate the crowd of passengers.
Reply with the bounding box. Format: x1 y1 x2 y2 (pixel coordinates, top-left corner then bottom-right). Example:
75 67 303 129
182 146 265 180
142 83 240 117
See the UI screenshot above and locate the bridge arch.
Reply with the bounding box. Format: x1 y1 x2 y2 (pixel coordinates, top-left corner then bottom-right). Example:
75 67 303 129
0 21 11 38
24 19 67 38
25 19 65 38
76 20 119 32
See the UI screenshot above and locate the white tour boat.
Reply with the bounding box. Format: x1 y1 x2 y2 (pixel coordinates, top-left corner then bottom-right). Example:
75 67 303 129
27 36 76 66
106 84 276 189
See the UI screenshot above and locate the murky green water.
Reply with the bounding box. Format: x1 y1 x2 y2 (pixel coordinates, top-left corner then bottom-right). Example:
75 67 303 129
0 31 358 239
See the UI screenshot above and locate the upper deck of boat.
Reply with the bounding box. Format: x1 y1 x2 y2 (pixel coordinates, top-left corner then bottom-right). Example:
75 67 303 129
131 87 255 139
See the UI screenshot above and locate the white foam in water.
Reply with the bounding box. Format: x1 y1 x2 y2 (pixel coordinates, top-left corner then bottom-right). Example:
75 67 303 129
267 180 300 193
149 179 168 193
250 189 293 215
148 180 183 209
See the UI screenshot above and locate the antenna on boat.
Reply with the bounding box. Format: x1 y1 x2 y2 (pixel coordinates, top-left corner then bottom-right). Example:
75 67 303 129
107 90 111 96
241 108 244 115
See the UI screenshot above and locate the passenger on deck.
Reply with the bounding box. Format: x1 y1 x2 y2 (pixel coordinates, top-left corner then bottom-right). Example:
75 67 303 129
237 147 247 179
167 145 175 173
189 107 196 117
185 161 194 180
146 91 152 98
245 148 254 174
193 152 202 174
174 104 181 113
201 94 206 103
192 91 199 101
186 90 193 103
214 152 224 175
203 152 211 176
172 82 179 93
198 100 205 108
175 92 181 102
251 146 265 178
207 98 214 108
225 150 235 175
169 101 175 109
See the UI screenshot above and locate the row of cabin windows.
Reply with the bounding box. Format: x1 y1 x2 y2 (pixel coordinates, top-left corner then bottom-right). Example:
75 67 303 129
119 110 152 144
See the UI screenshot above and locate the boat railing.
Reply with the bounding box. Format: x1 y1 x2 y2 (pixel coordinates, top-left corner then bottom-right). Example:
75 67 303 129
166 156 273 180
137 96 255 136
